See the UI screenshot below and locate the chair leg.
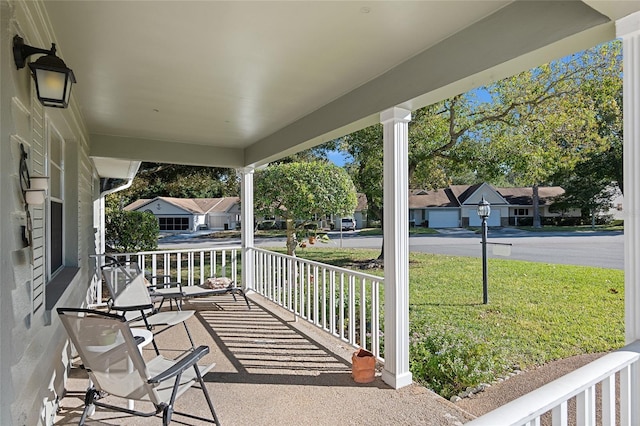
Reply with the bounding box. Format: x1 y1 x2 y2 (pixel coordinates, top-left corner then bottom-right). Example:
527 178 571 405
238 289 251 309
182 321 196 350
79 388 98 425
162 406 173 426
195 365 221 425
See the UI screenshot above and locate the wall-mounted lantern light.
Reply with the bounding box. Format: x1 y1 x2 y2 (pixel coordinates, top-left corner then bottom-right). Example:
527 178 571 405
19 143 49 247
13 35 76 108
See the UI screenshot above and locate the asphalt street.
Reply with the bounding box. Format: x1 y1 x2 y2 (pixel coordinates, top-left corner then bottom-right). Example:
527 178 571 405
159 228 624 270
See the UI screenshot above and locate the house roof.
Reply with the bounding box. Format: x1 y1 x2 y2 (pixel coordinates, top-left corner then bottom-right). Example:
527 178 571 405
409 189 459 208
496 187 565 206
125 197 240 214
410 184 564 208
36 1 634 175
449 184 483 204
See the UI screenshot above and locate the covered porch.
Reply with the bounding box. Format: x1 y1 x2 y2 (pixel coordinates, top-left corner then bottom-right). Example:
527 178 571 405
55 293 473 425
3 1 640 425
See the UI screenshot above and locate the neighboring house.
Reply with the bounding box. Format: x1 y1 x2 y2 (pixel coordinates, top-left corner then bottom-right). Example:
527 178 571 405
125 197 240 232
604 185 624 221
409 183 580 228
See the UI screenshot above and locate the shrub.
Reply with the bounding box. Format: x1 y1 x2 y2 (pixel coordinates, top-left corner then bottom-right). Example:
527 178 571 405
410 326 500 399
105 210 159 253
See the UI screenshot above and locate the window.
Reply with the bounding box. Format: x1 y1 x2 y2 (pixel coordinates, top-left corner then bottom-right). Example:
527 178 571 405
48 125 64 277
159 217 190 231
515 208 529 216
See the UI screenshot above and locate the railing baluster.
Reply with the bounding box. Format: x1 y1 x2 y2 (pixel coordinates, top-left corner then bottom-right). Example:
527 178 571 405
576 385 596 426
232 249 238 284
212 250 217 278
359 278 366 350
287 257 293 312
164 252 170 282
176 252 182 283
551 401 567 426
348 275 356 345
602 375 615 426
339 273 345 341
306 263 311 320
621 364 632 425
330 270 336 336
199 251 205 283
221 249 227 278
372 280 379 358
313 265 319 326
151 254 157 283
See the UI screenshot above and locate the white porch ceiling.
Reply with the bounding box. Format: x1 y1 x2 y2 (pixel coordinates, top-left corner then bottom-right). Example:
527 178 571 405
40 1 640 176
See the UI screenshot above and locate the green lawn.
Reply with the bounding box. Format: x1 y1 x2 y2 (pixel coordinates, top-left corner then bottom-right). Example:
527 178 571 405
293 247 624 397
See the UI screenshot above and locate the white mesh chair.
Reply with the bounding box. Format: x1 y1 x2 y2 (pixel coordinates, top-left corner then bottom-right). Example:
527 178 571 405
101 259 196 354
58 308 220 425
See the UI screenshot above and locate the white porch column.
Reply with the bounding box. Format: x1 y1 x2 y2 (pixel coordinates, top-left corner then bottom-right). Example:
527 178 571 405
380 107 412 389
618 12 640 344
240 168 255 291
618 13 640 425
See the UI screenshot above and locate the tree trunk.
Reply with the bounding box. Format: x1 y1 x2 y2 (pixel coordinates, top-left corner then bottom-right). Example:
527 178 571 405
286 218 297 256
532 184 541 228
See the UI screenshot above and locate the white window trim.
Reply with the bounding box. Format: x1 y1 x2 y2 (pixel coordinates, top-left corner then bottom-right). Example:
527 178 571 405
46 119 65 281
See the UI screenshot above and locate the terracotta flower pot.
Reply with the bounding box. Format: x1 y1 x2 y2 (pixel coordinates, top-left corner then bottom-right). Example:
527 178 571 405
309 236 316 244
351 349 376 383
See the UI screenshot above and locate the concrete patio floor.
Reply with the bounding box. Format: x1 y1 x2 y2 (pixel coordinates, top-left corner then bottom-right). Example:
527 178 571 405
54 293 475 425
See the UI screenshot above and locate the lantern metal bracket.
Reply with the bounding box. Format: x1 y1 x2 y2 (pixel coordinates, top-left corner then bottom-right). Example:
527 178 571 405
13 35 57 70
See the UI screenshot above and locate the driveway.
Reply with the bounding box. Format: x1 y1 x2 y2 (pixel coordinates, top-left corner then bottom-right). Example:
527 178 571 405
159 229 624 270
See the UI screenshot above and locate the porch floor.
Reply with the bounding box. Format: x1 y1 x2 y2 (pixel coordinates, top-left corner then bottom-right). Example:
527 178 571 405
54 293 475 425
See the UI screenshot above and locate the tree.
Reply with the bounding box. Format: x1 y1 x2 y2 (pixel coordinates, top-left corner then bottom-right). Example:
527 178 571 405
105 209 159 253
550 154 618 227
254 162 357 255
485 42 621 226
340 40 622 230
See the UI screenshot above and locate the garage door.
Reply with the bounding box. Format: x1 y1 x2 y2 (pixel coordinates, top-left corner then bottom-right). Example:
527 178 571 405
428 210 459 228
468 210 501 227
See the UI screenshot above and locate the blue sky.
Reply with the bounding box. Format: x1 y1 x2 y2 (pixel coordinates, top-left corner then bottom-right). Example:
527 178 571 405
327 150 352 167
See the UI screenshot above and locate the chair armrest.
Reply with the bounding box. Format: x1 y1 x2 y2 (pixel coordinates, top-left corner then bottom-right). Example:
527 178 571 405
148 345 210 384
111 303 155 312
155 282 182 290
145 273 172 281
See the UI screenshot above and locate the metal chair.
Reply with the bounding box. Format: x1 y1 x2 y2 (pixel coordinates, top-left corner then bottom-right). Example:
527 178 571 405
101 259 196 354
58 308 220 425
153 276 251 310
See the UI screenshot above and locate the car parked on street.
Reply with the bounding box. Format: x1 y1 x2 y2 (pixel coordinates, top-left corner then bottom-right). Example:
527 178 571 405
341 218 356 231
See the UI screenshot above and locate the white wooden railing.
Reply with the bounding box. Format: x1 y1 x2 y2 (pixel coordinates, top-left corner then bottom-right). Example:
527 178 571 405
94 246 384 359
252 247 384 359
467 340 640 426
93 246 241 304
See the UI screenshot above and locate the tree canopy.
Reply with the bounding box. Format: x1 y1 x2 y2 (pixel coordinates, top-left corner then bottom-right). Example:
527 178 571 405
254 161 357 255
339 40 622 229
